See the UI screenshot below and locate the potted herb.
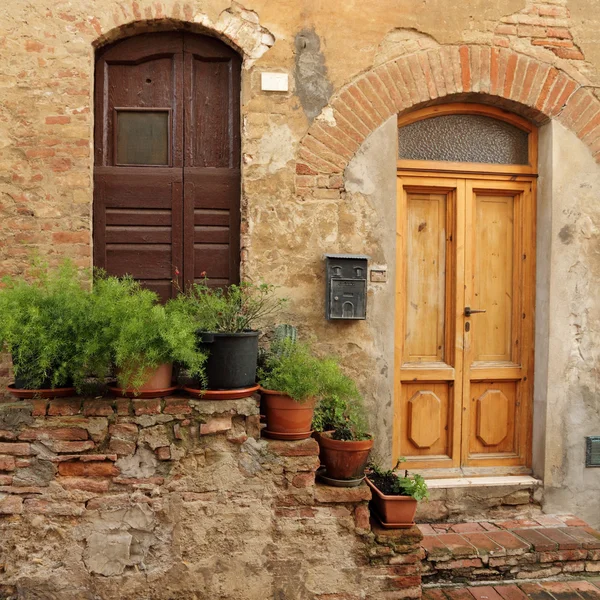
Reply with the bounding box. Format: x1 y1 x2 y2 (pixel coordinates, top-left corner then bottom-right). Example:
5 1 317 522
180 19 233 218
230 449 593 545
258 332 363 441
313 392 374 482
0 260 90 397
172 280 285 391
89 273 207 396
366 458 429 528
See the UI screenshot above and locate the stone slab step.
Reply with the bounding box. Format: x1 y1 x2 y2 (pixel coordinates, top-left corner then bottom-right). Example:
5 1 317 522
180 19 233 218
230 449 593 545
419 515 600 584
423 580 600 600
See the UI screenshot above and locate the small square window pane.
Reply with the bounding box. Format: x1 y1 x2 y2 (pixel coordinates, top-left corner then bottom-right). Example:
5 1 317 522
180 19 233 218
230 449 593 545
116 110 169 165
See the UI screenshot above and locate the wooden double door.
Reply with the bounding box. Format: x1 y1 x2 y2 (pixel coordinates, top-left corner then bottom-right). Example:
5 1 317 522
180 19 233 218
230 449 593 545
394 173 536 474
93 32 241 300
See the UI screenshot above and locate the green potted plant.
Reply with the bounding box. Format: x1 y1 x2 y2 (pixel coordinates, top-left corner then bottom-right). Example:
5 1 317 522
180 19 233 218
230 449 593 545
258 331 364 441
172 279 286 391
366 458 429 528
89 272 207 397
313 392 374 483
0 260 90 398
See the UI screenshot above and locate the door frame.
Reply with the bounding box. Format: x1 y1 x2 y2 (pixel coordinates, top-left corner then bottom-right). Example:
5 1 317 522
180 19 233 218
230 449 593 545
393 104 538 477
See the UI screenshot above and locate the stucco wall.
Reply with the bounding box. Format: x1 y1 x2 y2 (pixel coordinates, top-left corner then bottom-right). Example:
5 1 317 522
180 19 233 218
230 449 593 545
537 121 600 528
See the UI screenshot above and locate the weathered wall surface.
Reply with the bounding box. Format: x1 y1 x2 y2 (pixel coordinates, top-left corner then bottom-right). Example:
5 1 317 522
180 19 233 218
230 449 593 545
1 0 600 524
537 121 600 528
0 396 422 599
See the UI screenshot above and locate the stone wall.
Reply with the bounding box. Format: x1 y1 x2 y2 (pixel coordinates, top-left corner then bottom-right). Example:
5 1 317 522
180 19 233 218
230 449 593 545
0 396 422 600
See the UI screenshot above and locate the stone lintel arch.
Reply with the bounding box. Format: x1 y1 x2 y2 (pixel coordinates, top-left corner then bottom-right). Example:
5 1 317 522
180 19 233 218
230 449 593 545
295 45 600 198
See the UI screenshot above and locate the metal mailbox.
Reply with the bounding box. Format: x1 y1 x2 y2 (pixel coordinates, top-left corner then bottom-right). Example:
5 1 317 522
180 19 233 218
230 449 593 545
324 254 369 320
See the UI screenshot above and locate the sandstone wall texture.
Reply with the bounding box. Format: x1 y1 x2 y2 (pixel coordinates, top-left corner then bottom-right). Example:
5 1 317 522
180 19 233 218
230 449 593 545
1 0 600 525
0 396 423 599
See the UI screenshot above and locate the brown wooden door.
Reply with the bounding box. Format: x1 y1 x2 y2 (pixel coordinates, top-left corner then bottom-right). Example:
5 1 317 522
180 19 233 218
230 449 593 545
394 173 535 475
94 32 240 300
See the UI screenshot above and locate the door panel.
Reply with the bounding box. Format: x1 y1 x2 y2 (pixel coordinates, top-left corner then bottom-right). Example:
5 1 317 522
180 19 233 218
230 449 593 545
395 177 464 469
395 174 534 473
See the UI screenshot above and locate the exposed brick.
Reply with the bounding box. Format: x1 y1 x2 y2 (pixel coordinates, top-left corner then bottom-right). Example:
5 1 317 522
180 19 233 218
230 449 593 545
537 526 582 549
82 400 114 416
156 446 170 460
115 398 130 415
552 47 585 60
314 483 370 504
0 443 32 456
435 557 483 570
0 455 16 471
470 587 505 600
562 527 600 549
23 499 84 516
0 475 13 485
436 533 478 557
513 528 558 551
266 438 319 457
45 115 70 125
41 440 95 453
200 415 232 435
539 548 588 562
58 476 110 493
0 495 23 514
486 530 532 555
354 503 370 531
0 430 16 441
57 461 119 477
132 398 161 415
31 399 48 416
18 427 88 441
163 397 192 415
296 163 318 176
47 399 81 416
450 522 485 534
421 535 452 560
292 472 314 488
495 584 529 600
113 476 164 486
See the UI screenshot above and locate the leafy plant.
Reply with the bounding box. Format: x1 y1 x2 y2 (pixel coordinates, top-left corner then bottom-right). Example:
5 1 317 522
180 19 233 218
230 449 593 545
368 457 429 501
0 259 91 390
312 392 370 441
258 336 364 410
172 279 286 333
88 271 207 391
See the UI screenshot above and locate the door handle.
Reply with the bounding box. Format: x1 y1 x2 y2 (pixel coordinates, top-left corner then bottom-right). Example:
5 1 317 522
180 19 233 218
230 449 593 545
464 306 486 317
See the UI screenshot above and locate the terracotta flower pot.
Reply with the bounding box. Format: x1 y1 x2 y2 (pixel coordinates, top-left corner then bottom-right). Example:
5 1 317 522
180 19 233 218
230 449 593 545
111 363 175 397
318 431 373 480
261 388 315 440
366 477 418 528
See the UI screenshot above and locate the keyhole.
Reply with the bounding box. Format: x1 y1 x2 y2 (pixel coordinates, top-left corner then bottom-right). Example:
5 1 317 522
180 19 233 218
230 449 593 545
146 78 152 84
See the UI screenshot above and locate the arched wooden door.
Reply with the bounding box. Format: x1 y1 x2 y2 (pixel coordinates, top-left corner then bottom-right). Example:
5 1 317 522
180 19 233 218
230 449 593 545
93 32 241 300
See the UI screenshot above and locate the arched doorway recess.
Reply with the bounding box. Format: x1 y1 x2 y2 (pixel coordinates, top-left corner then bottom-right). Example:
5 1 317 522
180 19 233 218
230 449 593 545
93 31 241 300
394 103 537 474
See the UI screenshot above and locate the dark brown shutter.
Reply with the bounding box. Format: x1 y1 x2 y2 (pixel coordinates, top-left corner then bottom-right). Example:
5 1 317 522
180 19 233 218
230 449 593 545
93 32 241 299
182 33 241 288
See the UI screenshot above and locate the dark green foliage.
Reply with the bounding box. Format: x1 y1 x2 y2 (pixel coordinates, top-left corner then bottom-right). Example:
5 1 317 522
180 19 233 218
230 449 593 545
368 457 429 501
171 280 286 333
89 271 207 391
312 394 370 441
0 260 91 390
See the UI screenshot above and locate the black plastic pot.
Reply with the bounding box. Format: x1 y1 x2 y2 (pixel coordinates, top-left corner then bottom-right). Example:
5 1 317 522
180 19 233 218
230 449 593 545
197 331 259 390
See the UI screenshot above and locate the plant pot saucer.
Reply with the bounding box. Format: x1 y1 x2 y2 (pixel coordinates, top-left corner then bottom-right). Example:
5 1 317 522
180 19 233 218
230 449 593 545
369 503 415 529
108 385 177 399
316 466 365 487
183 384 260 400
262 429 313 441
7 384 76 399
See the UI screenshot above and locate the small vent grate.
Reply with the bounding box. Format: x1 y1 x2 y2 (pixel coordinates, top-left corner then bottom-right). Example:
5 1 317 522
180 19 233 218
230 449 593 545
585 437 600 468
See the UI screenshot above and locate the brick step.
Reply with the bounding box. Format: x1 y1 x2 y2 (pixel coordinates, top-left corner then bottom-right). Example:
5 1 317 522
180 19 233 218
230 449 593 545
419 515 600 584
424 580 600 600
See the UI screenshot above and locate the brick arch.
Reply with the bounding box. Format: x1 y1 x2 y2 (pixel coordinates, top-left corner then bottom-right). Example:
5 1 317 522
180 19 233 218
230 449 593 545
90 4 274 64
296 45 600 198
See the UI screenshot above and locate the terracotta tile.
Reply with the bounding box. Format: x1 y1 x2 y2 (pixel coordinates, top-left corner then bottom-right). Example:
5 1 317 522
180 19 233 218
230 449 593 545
462 533 505 556
534 515 565 527
421 535 452 559
568 582 600 600
469 587 504 600
562 527 600 549
518 583 555 600
497 519 540 530
451 522 486 534
536 527 582 550
433 523 453 533
512 529 557 552
495 585 529 600
485 530 531 555
540 581 585 600
480 521 501 532
418 524 437 535
436 533 478 557
557 515 589 527
445 589 477 600
423 590 448 600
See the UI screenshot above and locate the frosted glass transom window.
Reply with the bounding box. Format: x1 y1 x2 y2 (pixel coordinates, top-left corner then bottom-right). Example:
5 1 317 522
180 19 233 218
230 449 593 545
398 114 529 165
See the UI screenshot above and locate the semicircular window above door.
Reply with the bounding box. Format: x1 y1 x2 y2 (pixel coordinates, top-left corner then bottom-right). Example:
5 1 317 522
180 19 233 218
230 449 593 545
93 31 241 301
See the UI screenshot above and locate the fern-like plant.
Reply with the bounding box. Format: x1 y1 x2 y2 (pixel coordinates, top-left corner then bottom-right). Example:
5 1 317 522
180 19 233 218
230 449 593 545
0 259 91 390
88 272 207 391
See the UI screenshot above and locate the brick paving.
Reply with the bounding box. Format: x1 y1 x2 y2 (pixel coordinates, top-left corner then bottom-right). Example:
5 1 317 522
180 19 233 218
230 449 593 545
419 515 600 584
424 581 600 600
